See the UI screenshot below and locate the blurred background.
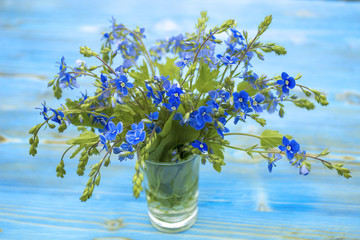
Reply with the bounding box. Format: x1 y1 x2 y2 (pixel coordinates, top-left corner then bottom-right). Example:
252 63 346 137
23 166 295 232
1 0 360 239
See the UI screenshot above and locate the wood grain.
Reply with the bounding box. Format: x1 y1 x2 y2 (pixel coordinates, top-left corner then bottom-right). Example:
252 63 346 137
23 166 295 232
1 0 360 239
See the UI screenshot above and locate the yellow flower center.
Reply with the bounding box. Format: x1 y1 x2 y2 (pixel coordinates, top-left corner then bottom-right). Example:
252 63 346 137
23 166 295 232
286 146 291 151
239 98 243 102
174 93 178 97
121 82 125 87
171 106 176 110
253 101 258 106
285 80 289 85
200 144 203 148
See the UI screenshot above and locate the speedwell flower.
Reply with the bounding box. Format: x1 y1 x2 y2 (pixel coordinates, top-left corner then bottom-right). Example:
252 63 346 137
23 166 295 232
126 122 146 146
233 90 249 110
250 94 265 113
104 121 123 141
112 75 133 96
277 72 296 94
279 136 300 160
191 140 208 153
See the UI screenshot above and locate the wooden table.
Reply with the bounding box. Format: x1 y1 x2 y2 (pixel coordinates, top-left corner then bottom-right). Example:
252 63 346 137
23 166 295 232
1 0 360 239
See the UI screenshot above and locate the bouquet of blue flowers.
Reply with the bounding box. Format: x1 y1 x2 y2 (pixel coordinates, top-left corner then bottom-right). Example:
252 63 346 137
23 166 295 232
28 12 351 202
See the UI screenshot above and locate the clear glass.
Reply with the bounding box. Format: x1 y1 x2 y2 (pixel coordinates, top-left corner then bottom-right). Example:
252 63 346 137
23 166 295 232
143 155 200 233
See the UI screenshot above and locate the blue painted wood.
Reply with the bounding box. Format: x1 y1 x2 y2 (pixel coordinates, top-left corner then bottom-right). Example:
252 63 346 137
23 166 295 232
1 0 360 239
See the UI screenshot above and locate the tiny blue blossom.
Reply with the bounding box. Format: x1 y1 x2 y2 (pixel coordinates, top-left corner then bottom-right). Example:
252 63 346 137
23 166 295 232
49 108 65 124
112 75 134 96
250 94 265 113
126 122 146 145
104 121 123 141
191 140 208 153
233 91 249 110
113 142 134 161
277 72 296 94
267 153 282 173
279 136 300 160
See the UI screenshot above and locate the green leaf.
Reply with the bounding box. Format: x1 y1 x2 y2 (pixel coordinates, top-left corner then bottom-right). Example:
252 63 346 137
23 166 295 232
128 60 150 87
236 81 256 96
193 62 220 93
156 57 180 81
260 130 283 149
67 131 99 147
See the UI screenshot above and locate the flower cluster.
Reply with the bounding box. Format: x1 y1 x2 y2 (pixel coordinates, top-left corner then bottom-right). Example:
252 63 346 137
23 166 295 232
29 12 350 202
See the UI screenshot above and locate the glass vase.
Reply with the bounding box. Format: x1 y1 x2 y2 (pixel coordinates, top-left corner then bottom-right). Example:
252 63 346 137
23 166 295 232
143 155 200 233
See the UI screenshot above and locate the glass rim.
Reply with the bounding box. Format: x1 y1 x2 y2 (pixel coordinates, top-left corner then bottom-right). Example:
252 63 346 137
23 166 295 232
145 154 199 166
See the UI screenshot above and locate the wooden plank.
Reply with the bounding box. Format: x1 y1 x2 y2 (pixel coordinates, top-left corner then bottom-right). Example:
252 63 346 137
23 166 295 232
1 0 360 239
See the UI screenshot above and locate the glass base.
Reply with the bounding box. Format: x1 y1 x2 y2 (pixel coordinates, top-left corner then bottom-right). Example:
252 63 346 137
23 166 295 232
148 207 198 233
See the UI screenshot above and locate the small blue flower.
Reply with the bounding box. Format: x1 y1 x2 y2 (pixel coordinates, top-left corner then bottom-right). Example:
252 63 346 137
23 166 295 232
113 142 134 161
99 135 108 151
277 72 296 94
49 108 65 124
163 101 179 112
115 59 133 73
195 106 213 129
59 73 80 89
175 57 191 68
250 94 265 113
267 153 282 173
79 91 88 104
126 122 146 145
166 86 184 104
58 56 67 79
146 111 161 133
35 101 48 121
234 108 253 124
191 140 208 153
221 55 239 66
279 136 300 160
218 90 230 102
206 99 220 110
112 75 134 96
215 117 230 139
233 91 249 110
230 28 245 41
104 121 123 141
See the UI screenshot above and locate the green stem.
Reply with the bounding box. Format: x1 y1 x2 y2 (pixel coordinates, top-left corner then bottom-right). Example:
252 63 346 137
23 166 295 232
95 56 116 75
224 133 261 139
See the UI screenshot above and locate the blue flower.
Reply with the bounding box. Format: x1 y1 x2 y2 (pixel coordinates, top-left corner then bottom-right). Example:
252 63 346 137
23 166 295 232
230 28 244 41
113 142 134 161
79 91 88 104
112 75 134 96
191 140 208 153
163 101 179 112
289 150 309 175
154 75 169 83
233 91 249 110
215 117 230 139
234 108 253 124
99 135 108 151
49 108 64 124
218 90 230 102
146 112 161 133
175 56 191 68
206 99 220 110
279 136 300 160
221 55 239 66
262 92 279 114
58 56 67 78
59 73 80 89
195 106 213 129
267 153 282 173
126 122 146 145
250 94 265 113
35 101 48 121
104 121 123 141
166 86 184 104
277 72 296 94
115 59 133 73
